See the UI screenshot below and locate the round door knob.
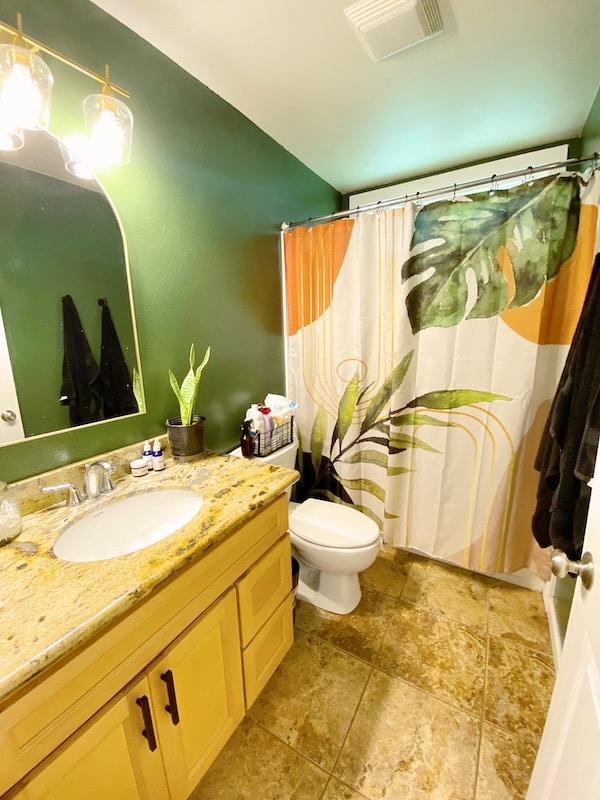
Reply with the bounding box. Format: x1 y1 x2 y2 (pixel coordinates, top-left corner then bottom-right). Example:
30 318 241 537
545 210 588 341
551 550 594 591
1 409 16 422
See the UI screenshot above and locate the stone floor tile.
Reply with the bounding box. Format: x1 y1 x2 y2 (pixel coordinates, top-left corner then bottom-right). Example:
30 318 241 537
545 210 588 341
485 636 555 744
474 722 539 800
488 582 553 655
190 717 329 800
334 668 480 800
248 629 372 771
375 601 487 715
359 544 414 598
321 776 371 800
294 588 396 663
401 556 490 631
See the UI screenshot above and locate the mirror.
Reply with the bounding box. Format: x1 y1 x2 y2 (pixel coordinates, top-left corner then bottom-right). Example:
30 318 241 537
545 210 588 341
0 130 143 446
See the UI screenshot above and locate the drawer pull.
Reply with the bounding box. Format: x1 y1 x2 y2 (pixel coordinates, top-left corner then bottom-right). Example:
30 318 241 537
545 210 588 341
160 669 180 725
135 695 158 751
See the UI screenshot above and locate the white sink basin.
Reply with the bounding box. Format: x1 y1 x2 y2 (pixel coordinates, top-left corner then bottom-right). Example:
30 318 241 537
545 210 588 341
53 489 203 563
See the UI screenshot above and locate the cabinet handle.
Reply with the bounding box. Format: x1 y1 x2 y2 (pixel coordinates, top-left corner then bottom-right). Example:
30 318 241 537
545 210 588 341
160 669 180 726
135 695 158 751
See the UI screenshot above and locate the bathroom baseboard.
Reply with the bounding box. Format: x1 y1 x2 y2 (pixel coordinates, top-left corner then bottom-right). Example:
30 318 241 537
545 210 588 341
492 567 545 592
400 546 545 591
543 575 562 670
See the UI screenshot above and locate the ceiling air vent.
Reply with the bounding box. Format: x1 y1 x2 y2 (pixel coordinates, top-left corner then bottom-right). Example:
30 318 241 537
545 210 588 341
344 0 444 62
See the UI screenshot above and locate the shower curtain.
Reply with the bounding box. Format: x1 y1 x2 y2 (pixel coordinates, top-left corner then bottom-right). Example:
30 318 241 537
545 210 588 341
283 171 600 578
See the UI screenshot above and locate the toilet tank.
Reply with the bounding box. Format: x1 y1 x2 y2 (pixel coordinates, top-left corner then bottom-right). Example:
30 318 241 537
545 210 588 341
229 438 299 499
255 439 298 470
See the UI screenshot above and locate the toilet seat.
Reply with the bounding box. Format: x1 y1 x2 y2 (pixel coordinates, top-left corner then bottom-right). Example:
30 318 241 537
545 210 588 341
289 498 379 549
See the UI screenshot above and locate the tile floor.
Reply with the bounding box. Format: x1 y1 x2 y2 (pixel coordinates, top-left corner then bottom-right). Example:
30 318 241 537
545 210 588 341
191 546 556 800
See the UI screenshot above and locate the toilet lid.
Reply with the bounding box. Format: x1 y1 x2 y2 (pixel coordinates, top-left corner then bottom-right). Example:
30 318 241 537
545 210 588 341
289 499 380 548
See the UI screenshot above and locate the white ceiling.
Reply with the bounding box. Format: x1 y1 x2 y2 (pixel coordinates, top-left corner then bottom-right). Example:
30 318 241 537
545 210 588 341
91 0 600 194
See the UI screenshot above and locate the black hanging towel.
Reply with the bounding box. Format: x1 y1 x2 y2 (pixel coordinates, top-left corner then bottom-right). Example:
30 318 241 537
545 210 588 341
532 253 600 560
60 294 102 425
98 298 138 418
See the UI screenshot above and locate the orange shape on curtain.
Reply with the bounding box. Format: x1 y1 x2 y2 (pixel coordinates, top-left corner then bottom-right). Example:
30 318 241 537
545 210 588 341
499 204 598 345
284 220 355 336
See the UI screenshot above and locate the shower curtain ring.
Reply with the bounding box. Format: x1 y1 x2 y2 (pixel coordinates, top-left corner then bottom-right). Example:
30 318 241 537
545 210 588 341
522 166 534 186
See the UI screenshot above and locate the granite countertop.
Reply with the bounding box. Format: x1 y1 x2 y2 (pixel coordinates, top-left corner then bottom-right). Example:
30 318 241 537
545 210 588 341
0 451 297 706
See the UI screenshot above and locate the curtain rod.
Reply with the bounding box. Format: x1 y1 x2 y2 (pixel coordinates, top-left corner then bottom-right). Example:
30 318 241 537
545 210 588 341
282 154 599 231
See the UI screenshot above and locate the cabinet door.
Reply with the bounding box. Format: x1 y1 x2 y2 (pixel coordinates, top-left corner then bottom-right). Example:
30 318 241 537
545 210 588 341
18 675 169 800
149 588 245 800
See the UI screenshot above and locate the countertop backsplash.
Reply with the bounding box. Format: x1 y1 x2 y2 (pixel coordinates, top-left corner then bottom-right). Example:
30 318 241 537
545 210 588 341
7 435 171 517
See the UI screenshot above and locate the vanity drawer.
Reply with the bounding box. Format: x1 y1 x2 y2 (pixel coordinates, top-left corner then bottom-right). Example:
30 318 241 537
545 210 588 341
242 594 293 708
236 535 292 647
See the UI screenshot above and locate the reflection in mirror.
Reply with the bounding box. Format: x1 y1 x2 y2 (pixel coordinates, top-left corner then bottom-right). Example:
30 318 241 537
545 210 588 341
0 130 143 446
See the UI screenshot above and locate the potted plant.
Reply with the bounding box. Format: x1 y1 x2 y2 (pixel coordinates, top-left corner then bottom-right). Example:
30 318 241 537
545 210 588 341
166 344 211 457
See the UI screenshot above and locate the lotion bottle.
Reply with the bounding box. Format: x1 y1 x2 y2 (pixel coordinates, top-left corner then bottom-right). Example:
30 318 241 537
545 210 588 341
152 438 165 471
142 439 153 470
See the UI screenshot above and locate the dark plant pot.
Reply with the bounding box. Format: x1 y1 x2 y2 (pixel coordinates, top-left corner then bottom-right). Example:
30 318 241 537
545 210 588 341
166 415 205 457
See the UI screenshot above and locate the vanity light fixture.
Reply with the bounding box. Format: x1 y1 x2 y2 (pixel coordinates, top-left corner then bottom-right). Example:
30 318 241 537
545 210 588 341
0 41 52 137
0 12 133 166
83 65 133 167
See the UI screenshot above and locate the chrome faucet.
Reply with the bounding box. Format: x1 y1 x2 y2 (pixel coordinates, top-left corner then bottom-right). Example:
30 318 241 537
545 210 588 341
83 461 115 499
41 483 84 507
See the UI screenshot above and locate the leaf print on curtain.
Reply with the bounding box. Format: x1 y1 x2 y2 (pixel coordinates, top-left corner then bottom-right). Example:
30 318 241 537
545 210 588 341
402 175 581 333
283 171 600 579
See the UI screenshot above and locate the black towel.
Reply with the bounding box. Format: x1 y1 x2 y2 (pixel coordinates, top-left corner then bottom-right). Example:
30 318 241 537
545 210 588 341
60 294 102 426
532 254 600 559
98 298 138 418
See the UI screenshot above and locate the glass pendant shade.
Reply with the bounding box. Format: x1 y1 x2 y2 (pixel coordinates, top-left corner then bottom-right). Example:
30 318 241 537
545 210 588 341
0 44 52 132
83 92 133 166
0 127 23 151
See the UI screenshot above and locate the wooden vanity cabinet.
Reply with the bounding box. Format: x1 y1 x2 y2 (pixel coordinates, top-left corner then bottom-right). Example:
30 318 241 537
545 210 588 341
1 495 293 799
147 588 245 800
15 590 244 800
11 673 170 800
236 535 294 707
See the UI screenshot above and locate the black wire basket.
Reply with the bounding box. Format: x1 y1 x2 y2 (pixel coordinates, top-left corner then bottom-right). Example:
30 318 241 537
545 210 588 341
253 418 295 457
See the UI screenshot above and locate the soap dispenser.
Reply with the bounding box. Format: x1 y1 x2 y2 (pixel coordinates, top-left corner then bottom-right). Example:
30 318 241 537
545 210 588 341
0 481 21 546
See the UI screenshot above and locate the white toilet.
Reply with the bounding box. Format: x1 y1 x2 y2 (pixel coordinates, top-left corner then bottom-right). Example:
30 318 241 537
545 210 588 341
230 437 381 614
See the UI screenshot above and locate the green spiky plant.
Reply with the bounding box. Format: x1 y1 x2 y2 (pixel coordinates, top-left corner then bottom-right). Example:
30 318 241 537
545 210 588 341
168 344 211 426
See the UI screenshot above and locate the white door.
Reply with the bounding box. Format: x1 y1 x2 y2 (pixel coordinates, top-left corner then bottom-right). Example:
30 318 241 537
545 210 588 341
527 453 600 799
0 306 24 444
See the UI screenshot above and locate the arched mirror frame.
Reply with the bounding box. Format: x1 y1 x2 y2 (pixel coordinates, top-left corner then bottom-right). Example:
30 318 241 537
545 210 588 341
0 129 145 447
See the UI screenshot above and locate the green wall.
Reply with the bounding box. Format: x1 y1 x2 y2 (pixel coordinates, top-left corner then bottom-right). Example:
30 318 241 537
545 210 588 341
582 82 600 156
0 0 340 482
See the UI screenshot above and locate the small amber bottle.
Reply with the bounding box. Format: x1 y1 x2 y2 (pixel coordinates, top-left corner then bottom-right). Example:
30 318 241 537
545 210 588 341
240 420 255 458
